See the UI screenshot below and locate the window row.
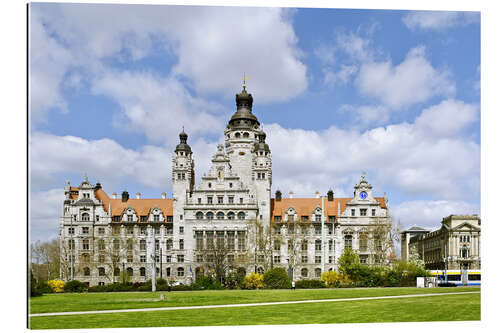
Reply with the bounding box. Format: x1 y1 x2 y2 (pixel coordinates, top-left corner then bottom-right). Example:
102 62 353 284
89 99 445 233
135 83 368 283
195 211 246 220
197 195 243 205
83 266 187 278
351 208 377 217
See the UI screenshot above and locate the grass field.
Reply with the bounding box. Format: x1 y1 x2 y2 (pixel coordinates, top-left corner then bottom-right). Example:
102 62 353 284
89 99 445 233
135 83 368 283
29 288 480 329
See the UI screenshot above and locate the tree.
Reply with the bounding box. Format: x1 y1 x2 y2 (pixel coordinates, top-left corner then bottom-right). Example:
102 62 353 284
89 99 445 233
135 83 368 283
367 215 399 266
248 219 282 272
338 247 361 280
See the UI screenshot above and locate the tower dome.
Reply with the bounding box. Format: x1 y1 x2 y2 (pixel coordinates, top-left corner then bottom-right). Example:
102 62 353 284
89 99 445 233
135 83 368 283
229 86 259 128
175 128 192 153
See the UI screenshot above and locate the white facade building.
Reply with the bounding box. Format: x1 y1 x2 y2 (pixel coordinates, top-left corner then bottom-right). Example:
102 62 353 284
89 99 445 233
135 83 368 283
60 86 393 286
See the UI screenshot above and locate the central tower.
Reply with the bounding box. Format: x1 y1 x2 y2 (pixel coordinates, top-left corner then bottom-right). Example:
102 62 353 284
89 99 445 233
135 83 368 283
224 84 272 221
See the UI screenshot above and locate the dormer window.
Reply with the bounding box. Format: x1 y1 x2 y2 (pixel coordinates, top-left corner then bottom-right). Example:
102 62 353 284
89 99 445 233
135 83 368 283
127 214 133 222
82 213 90 221
351 209 355 216
207 196 213 204
154 214 160 222
360 209 367 216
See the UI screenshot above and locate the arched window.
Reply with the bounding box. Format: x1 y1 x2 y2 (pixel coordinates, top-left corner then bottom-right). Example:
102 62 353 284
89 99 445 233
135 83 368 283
227 212 235 220
237 212 245 220
257 267 264 275
206 212 214 220
243 132 249 138
81 213 90 221
177 267 184 277
217 212 224 220
196 211 203 220
235 132 241 138
140 267 146 277
98 267 105 276
126 267 133 277
83 267 90 276
315 268 322 278
114 267 120 276
81 253 90 262
344 235 353 249
301 268 308 278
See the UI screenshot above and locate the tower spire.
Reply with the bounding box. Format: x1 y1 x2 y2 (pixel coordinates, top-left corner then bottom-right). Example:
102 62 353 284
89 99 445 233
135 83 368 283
242 73 249 90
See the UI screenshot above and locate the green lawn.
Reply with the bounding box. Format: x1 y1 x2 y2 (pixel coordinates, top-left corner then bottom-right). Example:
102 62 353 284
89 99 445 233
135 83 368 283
29 287 480 314
29 292 480 329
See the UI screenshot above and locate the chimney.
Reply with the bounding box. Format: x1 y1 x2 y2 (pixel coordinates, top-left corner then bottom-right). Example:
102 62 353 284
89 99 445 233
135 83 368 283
327 189 334 201
112 192 117 199
136 192 141 199
289 191 294 199
121 191 129 202
161 192 166 199
315 191 320 198
275 190 282 202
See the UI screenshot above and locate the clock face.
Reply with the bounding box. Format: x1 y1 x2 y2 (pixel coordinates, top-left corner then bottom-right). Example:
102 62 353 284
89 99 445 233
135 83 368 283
360 191 368 200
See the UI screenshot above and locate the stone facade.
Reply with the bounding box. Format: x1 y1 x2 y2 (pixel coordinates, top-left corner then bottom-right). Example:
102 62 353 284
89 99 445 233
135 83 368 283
404 215 481 270
59 87 393 286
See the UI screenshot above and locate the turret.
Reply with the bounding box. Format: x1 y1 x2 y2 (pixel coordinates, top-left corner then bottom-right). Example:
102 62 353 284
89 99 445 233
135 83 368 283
172 127 195 200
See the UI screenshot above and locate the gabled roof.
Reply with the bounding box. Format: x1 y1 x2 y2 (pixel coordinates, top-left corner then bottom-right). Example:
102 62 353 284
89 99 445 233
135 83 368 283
270 197 387 220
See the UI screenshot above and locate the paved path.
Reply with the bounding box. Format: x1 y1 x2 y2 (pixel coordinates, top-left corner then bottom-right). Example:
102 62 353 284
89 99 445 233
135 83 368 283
30 291 480 317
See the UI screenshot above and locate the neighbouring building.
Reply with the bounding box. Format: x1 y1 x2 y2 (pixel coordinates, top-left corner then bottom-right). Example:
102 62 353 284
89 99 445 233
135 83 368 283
403 214 481 271
59 85 393 286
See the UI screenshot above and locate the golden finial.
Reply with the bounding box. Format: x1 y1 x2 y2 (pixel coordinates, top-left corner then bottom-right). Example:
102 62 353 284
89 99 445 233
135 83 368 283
242 73 249 89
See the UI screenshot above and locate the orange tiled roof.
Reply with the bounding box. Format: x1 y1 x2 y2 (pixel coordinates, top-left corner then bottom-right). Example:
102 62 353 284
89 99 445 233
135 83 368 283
94 189 173 217
270 197 387 219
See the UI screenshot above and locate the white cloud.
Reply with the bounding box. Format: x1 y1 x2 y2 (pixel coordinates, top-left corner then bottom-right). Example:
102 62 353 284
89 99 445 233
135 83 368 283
30 189 65 242
265 99 479 199
29 7 73 123
414 99 478 137
356 46 455 109
91 70 226 144
391 200 479 229
403 11 480 31
324 64 358 86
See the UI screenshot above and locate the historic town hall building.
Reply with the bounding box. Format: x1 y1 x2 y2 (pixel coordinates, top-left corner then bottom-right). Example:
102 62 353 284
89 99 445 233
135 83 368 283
60 86 393 286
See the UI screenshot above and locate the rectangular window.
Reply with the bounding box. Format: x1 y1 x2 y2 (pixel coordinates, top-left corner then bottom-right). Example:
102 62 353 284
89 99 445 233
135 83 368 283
360 255 368 264
329 239 333 251
273 255 281 264
301 240 308 251
82 239 89 250
166 255 171 263
328 216 335 223
198 198 202 204
155 255 160 263
301 226 307 235
99 254 105 263
140 216 147 222
127 226 134 234
98 227 105 235
258 255 264 263
351 209 355 216
238 231 246 250
227 231 235 250
227 254 234 263
288 240 294 251
196 255 203 263
301 216 308 222
274 216 281 222
179 239 184 250
315 215 321 222
206 232 214 249
315 256 321 264
127 214 133 222
140 255 146 263
207 196 213 204
240 198 244 204
166 226 173 235
195 231 204 250
82 227 89 234
140 226 147 235
96 215 100 222
360 209 367 216
301 255 308 264
217 196 223 204
68 227 75 235
329 256 333 264
372 209 376 216
274 239 281 251
315 240 322 251
166 239 173 250
113 216 121 222
228 196 234 204
315 225 321 235
177 255 184 263
167 216 173 222
328 225 333 235
179 226 184 234
127 253 133 263
154 215 160 222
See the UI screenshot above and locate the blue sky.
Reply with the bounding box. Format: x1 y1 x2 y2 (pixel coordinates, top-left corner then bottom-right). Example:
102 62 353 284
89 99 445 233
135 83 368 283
29 3 480 242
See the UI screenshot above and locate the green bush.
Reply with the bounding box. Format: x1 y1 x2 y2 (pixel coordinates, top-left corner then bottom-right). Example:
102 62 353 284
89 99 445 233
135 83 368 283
191 275 224 290
64 280 88 293
30 270 42 297
295 279 326 289
171 284 192 291
263 267 291 289
37 281 54 294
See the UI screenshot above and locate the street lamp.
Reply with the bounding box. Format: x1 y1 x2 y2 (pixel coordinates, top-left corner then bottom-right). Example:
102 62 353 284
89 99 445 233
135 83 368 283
122 259 126 284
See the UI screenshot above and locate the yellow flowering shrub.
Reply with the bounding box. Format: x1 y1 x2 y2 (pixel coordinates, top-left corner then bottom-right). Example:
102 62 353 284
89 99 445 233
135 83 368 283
47 279 65 293
243 272 264 289
321 271 351 288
